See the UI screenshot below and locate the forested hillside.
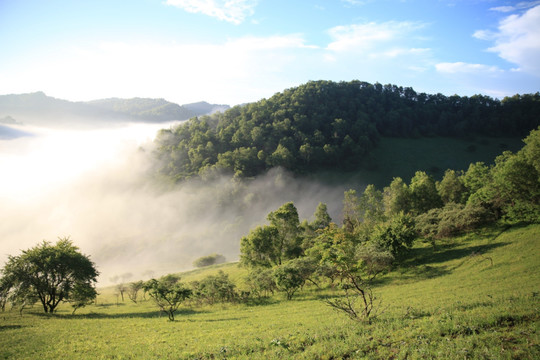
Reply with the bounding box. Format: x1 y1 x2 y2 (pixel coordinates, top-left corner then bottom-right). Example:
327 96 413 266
154 80 540 181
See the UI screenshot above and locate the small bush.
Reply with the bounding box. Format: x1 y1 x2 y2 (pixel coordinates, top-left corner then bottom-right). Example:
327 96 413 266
193 253 227 268
416 202 494 239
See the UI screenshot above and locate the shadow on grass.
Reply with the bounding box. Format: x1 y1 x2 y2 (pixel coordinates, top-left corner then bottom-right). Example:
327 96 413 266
34 308 207 320
369 240 511 285
242 297 280 307
403 241 508 268
0 325 23 331
200 317 247 322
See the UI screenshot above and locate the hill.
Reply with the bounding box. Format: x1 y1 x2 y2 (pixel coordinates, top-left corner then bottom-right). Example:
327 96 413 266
1 224 538 359
0 92 228 128
154 80 540 182
86 97 195 122
183 101 230 116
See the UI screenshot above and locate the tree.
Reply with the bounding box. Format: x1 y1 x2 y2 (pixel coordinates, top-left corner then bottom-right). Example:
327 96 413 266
371 212 416 258
127 280 145 304
144 275 192 321
246 268 276 298
267 202 303 261
409 171 442 214
193 253 227 268
522 126 540 176
273 259 308 300
240 202 303 268
311 202 332 230
383 177 411 216
191 270 236 304
311 224 393 321
69 282 98 315
359 185 385 225
240 225 281 268
342 189 361 233
0 238 99 314
437 169 467 204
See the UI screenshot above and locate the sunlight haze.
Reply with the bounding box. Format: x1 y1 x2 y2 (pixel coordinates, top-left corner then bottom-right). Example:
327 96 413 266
1 0 539 105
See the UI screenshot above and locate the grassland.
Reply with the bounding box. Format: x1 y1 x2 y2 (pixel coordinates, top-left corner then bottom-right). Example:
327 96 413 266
309 135 525 188
1 224 539 359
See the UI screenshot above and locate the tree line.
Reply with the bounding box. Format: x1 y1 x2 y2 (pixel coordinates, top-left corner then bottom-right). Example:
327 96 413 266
154 80 540 181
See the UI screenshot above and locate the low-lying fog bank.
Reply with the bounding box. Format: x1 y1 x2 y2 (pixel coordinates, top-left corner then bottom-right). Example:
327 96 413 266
0 122 353 286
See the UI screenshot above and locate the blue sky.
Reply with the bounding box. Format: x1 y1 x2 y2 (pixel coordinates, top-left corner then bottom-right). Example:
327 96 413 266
1 0 539 105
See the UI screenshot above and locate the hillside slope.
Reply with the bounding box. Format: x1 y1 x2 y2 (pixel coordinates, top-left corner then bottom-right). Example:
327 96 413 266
1 224 538 359
154 80 540 181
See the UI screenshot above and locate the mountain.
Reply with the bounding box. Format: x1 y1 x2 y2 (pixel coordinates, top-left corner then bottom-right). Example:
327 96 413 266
0 92 229 128
86 97 195 122
0 124 32 140
183 101 230 116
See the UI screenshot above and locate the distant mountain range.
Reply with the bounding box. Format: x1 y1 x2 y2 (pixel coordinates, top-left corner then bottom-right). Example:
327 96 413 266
0 92 230 130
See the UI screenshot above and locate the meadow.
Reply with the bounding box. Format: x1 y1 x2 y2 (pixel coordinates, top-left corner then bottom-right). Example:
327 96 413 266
1 224 538 359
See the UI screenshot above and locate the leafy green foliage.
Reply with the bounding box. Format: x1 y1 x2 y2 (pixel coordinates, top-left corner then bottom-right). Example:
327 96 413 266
310 202 332 230
69 282 98 315
0 237 99 314
245 268 276 298
416 202 495 239
240 225 281 268
190 270 236 304
143 275 191 321
127 280 145 304
193 253 226 268
371 212 416 258
154 81 540 181
240 202 302 268
273 259 309 300
309 224 394 320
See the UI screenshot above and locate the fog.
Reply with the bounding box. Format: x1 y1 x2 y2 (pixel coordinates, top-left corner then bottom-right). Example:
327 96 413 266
0 120 354 286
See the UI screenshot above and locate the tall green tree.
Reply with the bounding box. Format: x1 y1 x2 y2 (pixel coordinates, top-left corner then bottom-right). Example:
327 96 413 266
311 202 332 230
409 171 442 214
383 177 411 216
267 202 303 261
240 225 281 268
0 238 99 313
437 169 467 204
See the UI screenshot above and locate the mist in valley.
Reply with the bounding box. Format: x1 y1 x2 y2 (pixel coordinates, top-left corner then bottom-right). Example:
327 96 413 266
0 119 354 286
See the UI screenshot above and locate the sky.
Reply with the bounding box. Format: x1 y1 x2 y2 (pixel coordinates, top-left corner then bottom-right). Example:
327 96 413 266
1 0 539 105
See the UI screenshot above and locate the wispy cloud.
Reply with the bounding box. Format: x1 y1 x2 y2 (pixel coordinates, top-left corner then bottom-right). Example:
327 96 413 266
435 62 502 74
476 5 540 76
326 21 426 53
490 1 540 13
165 0 258 25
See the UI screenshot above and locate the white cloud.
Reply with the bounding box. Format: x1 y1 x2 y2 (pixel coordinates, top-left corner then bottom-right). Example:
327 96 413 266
477 5 540 76
490 6 516 13
0 34 315 105
490 1 540 12
326 21 426 53
435 62 502 74
165 0 258 24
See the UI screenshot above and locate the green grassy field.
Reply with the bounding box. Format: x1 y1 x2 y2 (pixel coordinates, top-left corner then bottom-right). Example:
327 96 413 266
309 135 525 188
1 224 539 359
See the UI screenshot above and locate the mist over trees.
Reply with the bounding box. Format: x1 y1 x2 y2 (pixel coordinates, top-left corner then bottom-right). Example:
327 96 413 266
154 80 540 181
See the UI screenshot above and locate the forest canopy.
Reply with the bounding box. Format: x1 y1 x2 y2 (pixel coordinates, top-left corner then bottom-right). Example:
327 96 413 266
154 80 540 181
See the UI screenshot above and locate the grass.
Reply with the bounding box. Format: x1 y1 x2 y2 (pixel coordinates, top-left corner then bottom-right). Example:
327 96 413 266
309 135 525 188
1 224 539 359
